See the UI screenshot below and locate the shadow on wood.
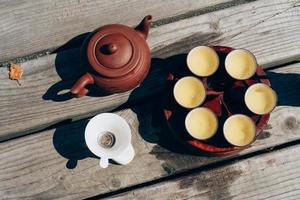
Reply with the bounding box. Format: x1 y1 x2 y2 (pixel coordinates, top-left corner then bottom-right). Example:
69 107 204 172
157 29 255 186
129 54 197 156
52 119 98 169
52 32 90 53
43 33 108 102
267 71 300 107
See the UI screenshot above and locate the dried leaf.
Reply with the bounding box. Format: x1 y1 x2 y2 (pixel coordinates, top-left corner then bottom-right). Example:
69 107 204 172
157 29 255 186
9 63 23 84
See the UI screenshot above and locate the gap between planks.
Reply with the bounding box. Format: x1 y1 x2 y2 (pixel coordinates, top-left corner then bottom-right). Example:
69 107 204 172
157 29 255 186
0 0 243 64
105 142 300 200
0 0 299 141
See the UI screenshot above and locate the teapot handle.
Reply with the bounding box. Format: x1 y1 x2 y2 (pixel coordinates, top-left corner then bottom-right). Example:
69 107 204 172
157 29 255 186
70 73 94 98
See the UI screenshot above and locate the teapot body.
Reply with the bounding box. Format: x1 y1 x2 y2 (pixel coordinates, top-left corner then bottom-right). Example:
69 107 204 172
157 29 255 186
71 16 152 97
89 45 150 93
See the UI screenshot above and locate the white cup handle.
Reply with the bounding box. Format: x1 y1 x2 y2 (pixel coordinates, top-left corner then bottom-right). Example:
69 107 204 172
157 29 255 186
99 157 109 168
113 144 135 165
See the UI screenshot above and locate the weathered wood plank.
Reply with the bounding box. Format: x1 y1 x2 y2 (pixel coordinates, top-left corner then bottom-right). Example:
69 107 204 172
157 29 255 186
0 0 299 141
0 64 299 199
109 144 300 200
149 0 300 68
0 0 230 61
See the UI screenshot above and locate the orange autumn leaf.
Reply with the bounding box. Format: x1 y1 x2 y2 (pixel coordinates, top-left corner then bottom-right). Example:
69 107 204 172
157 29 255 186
9 63 23 81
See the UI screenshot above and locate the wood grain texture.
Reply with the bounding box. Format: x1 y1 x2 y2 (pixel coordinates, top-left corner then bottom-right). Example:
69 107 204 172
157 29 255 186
109 144 300 200
0 0 230 61
0 0 299 141
0 64 299 199
149 0 300 67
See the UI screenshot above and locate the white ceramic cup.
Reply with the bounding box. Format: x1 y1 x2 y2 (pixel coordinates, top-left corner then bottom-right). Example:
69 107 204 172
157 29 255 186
85 113 135 168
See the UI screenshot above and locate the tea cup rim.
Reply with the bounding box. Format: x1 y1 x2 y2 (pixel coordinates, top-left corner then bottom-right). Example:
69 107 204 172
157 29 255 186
173 76 206 109
223 114 256 147
244 83 278 115
224 48 258 80
185 107 219 140
186 46 220 77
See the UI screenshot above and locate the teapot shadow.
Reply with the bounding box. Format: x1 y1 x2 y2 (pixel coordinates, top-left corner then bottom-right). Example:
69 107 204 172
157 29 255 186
43 33 109 102
52 32 90 53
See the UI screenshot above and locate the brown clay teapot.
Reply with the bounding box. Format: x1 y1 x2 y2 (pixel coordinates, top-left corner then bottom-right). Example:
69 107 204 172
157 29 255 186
70 15 152 97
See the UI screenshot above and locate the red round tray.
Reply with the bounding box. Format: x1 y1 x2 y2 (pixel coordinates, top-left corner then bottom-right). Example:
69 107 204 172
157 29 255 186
162 46 270 156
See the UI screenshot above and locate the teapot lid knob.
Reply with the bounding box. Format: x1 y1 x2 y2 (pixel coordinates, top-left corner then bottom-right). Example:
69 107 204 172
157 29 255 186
93 33 133 70
106 43 118 54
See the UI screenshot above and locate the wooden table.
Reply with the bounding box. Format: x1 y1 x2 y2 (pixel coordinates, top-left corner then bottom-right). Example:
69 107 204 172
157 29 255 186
0 0 299 199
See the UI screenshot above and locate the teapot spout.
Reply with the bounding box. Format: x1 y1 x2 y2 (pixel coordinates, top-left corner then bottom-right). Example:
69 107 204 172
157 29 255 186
135 15 152 40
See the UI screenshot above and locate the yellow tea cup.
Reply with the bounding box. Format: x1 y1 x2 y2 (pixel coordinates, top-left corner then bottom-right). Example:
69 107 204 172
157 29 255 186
245 83 277 115
187 46 219 77
223 114 256 146
173 76 206 108
185 107 218 140
225 49 257 80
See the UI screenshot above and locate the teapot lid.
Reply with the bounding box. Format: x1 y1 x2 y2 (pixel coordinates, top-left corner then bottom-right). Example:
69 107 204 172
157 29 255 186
86 24 149 78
